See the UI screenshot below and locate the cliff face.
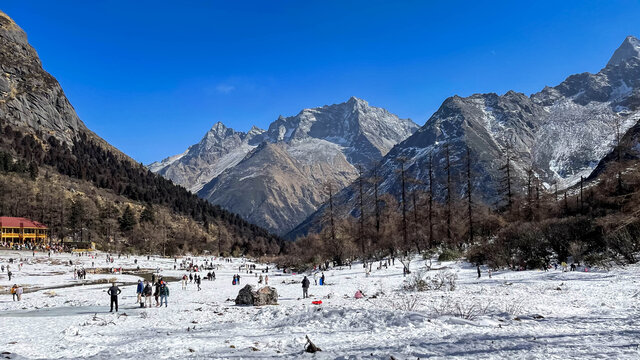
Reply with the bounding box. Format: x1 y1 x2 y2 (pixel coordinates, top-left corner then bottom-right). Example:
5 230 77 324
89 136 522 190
0 11 87 145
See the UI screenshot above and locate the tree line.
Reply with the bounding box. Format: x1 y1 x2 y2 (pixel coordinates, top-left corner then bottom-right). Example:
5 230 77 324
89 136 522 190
280 141 640 270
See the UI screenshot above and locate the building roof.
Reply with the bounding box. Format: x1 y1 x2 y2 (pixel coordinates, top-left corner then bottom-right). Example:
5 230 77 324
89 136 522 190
0 217 48 228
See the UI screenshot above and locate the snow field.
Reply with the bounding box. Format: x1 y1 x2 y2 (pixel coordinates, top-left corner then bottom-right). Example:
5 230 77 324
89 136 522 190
0 250 639 359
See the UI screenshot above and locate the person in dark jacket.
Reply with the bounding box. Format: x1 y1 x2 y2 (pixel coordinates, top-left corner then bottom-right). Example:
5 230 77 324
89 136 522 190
196 275 201 291
159 282 169 307
136 280 144 304
302 276 310 298
154 281 161 307
143 281 153 308
107 283 122 312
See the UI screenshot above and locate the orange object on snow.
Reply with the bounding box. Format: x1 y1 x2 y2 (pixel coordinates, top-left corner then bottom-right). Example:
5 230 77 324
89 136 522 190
312 300 322 305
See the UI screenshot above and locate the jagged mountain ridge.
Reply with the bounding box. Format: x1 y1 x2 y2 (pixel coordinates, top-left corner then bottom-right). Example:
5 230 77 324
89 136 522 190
149 122 266 192
152 97 419 234
289 35 640 239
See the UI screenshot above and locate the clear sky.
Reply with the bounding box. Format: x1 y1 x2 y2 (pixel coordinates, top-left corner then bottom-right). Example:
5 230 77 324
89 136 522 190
1 1 639 164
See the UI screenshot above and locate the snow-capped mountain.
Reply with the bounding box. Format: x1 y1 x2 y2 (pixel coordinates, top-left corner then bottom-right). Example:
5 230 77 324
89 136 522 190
148 122 265 193
289 35 640 238
150 97 419 233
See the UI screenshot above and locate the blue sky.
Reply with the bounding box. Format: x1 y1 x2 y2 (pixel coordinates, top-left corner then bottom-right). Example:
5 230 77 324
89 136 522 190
2 1 639 163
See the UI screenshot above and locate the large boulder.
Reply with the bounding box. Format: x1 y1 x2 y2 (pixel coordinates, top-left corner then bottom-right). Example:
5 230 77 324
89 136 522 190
254 286 278 306
235 285 255 305
234 285 278 306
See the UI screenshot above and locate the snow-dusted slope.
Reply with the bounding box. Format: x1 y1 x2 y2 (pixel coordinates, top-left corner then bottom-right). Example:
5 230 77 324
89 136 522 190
194 97 419 234
290 35 640 238
148 122 265 193
389 36 640 196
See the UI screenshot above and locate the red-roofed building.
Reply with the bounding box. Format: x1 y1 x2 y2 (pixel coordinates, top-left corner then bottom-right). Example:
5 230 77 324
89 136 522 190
0 217 49 245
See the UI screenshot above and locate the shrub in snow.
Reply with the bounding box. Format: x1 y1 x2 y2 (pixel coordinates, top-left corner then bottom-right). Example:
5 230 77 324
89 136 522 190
403 269 457 292
431 298 490 320
438 248 462 262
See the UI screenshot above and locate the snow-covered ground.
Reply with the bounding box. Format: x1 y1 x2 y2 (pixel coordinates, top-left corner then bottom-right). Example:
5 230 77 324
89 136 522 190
0 250 639 359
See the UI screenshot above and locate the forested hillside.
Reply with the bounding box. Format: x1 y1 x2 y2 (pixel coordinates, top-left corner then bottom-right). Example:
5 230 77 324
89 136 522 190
0 119 282 255
0 10 282 256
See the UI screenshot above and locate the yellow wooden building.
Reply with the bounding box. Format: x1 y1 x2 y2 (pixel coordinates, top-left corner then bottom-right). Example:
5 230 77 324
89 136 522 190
0 216 48 245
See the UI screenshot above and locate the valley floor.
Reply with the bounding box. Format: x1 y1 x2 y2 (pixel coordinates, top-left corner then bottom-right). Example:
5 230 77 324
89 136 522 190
0 250 639 359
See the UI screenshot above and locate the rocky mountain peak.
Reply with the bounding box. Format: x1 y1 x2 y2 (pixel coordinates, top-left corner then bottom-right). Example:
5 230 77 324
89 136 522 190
0 10 28 46
346 96 368 108
247 125 266 138
0 10 87 146
607 35 640 67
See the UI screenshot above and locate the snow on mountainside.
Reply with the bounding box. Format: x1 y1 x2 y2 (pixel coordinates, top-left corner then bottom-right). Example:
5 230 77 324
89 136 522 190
289 35 640 239
148 150 187 173
384 35 640 197
198 98 419 234
151 97 418 234
148 122 265 193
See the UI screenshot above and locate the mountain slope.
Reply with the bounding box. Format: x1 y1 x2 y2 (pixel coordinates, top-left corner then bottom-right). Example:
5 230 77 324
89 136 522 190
290 35 640 238
152 97 418 234
200 97 418 234
0 11 86 144
0 9 281 254
149 122 265 192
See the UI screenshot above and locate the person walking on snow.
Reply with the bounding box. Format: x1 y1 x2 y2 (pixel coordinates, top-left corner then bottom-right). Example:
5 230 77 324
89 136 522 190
143 281 153 308
313 273 318 285
154 280 161 307
302 276 310 299
182 275 187 290
477 265 481 279
16 285 23 301
10 284 18 301
159 282 169 307
265 275 269 285
320 273 325 286
136 279 144 304
196 275 201 291
107 282 121 312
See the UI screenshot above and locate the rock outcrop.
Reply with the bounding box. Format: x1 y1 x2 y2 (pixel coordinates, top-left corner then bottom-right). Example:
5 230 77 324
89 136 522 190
0 11 88 145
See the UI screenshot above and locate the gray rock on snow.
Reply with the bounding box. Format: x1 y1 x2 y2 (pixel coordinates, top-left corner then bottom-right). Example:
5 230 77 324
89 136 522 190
235 285 278 306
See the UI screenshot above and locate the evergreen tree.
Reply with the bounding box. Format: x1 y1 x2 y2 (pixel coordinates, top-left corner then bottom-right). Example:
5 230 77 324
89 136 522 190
119 205 137 232
28 162 38 180
140 204 155 223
